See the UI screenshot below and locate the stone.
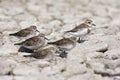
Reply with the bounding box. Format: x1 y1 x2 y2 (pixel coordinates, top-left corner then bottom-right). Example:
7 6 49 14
19 21 36 29
68 41 108 62
13 65 40 76
37 14 52 23
27 3 41 14
0 36 18 56
93 6 108 17
0 76 13 80
0 0 119 80
41 58 66 75
88 42 108 53
29 60 50 68
0 14 12 21
14 13 37 22
0 33 4 47
87 61 105 72
0 21 18 32
62 60 87 77
86 52 104 59
87 35 120 50
3 6 24 16
80 40 108 53
67 73 93 80
0 59 17 75
68 73 113 80
104 48 120 60
48 20 62 32
13 76 38 80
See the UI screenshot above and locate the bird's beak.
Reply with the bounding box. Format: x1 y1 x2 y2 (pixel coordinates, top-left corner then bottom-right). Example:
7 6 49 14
92 23 96 26
36 30 40 33
44 36 49 40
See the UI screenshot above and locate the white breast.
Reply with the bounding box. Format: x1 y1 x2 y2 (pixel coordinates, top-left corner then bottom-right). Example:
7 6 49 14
70 28 89 37
59 43 76 51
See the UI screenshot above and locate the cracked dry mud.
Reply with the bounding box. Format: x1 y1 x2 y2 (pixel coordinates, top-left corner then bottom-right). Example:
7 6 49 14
0 0 120 80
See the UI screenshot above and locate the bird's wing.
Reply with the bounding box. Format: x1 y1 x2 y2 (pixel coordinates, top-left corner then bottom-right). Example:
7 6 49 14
66 23 89 32
15 35 38 45
17 29 32 37
14 40 25 45
23 36 41 46
40 49 49 56
55 38 72 45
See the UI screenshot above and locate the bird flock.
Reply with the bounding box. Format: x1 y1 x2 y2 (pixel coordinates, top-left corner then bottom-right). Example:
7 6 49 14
9 19 96 59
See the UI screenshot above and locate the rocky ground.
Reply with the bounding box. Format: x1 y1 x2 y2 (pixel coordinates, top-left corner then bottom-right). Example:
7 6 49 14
0 0 120 80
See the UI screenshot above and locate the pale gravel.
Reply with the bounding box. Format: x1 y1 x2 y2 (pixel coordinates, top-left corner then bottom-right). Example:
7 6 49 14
0 0 120 80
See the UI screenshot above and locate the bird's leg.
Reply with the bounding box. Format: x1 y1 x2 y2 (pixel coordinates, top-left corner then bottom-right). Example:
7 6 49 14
59 50 68 58
36 30 40 33
77 37 81 43
44 36 49 41
77 37 87 43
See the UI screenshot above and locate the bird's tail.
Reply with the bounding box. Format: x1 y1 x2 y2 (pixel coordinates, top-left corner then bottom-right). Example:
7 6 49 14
48 42 55 45
14 42 23 45
23 55 33 57
64 31 70 34
18 47 34 53
9 33 17 36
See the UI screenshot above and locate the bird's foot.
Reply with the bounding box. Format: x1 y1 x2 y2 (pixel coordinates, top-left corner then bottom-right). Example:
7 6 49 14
77 39 81 43
77 38 86 43
59 51 68 58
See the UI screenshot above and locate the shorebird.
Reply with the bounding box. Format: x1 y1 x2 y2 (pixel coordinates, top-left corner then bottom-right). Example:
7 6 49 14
24 47 56 60
48 37 77 58
65 19 96 43
14 33 49 50
9 25 40 39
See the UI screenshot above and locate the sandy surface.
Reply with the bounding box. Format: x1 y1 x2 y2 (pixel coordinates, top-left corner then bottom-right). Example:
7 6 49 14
0 0 120 80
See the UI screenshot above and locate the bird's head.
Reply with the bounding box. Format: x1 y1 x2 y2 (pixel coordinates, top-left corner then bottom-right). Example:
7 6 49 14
38 33 49 40
84 19 96 26
30 25 37 30
30 25 40 33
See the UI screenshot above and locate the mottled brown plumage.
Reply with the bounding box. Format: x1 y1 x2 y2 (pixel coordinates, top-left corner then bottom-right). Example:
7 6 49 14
65 19 95 43
15 33 47 50
9 25 39 38
48 37 77 48
48 37 77 58
24 47 56 59
66 23 90 33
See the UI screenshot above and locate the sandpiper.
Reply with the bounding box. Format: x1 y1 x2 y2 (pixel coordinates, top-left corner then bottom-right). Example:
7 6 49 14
48 37 77 58
9 25 40 39
14 33 49 50
24 47 56 60
65 19 96 43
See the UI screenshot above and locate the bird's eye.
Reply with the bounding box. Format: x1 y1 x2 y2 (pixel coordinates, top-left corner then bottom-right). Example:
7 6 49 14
88 22 91 24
